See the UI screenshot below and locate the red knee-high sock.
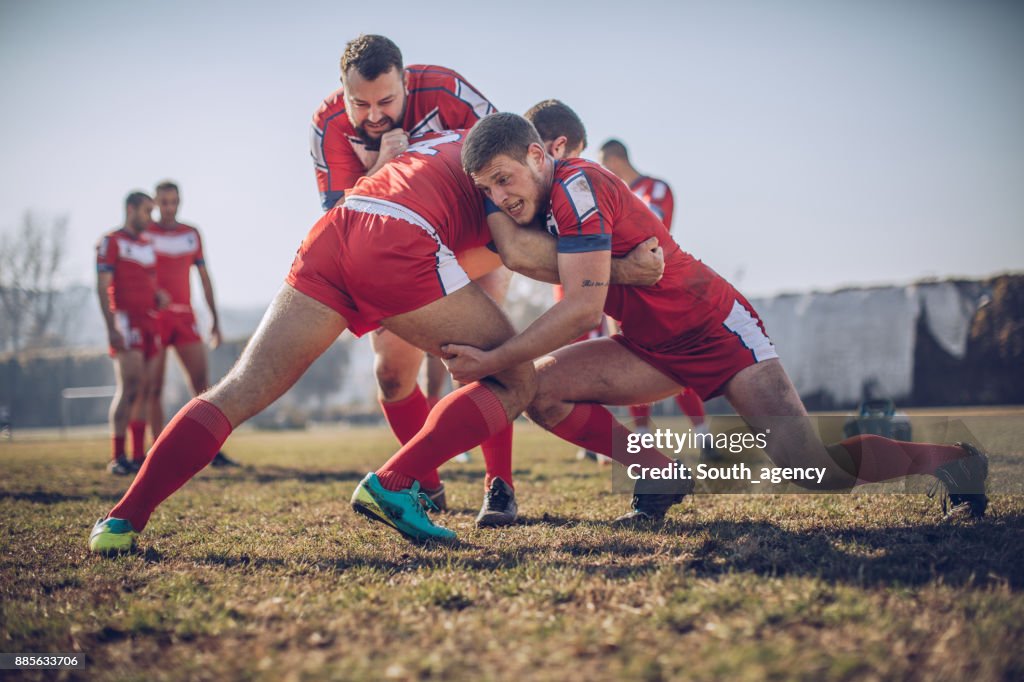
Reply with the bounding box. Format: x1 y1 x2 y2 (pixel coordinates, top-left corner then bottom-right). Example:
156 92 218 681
379 387 441 488
840 434 967 483
108 398 232 531
381 387 430 444
550 403 672 469
628 403 651 429
376 383 510 491
111 436 126 461
129 420 147 461
481 424 514 489
675 388 706 428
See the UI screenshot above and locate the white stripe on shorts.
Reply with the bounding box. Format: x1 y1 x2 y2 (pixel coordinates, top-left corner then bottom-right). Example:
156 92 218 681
722 299 778 363
343 196 470 296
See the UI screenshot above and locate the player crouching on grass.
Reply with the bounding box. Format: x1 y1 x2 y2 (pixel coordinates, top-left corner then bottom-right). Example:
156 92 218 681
376 113 989 542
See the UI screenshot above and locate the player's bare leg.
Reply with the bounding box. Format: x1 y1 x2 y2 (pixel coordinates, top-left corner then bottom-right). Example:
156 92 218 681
720 359 857 489
371 331 425 402
144 346 168 440
369 329 442 490
424 354 447 405
93 285 348 550
171 339 240 467
526 338 691 526
462 265 516 516
108 349 145 475
721 358 985 516
352 282 536 540
528 338 683 426
174 340 210 396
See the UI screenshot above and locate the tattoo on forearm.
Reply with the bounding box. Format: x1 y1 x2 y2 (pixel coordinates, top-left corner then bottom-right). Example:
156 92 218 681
581 279 608 288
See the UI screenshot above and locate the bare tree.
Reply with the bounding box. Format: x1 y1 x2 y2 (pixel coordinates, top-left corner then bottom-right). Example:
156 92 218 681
0 212 70 352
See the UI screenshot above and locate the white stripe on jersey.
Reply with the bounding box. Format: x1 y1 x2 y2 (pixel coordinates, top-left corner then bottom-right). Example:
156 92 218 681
150 231 199 257
310 123 328 171
409 108 443 136
116 239 156 267
563 172 598 223
343 196 470 296
651 181 667 201
723 299 778 363
454 79 495 118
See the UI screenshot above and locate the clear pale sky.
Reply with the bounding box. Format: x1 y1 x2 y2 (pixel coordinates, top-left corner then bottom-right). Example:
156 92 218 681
1 0 1022 307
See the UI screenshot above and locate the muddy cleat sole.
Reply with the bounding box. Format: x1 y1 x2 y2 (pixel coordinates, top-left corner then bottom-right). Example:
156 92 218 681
351 473 456 541
107 457 133 476
612 460 694 529
421 483 448 512
476 477 517 528
930 442 989 520
89 517 139 554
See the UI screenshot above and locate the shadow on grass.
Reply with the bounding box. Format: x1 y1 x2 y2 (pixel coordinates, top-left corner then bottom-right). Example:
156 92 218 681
201 466 367 485
660 513 1024 588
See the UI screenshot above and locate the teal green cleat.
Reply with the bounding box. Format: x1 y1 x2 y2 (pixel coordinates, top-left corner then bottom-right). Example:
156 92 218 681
88 517 139 554
351 473 456 542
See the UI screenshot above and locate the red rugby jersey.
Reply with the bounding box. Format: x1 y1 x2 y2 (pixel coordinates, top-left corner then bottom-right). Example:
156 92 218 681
96 228 157 314
546 159 731 348
344 130 490 253
147 222 205 307
311 65 496 211
630 175 675 231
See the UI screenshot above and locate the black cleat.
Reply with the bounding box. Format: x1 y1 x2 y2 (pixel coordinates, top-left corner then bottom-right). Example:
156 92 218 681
476 477 517 527
210 451 241 468
107 456 133 476
928 441 989 520
127 458 145 473
612 462 694 528
421 483 448 512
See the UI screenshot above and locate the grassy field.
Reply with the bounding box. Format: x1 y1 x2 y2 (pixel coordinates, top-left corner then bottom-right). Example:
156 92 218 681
1 414 1023 681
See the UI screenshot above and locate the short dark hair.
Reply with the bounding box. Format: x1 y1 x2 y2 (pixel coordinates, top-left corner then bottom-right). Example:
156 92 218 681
462 113 543 176
155 180 179 195
125 191 151 209
340 34 404 81
524 100 587 153
600 138 629 160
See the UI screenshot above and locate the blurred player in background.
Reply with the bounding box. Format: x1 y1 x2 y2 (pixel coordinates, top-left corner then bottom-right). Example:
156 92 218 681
310 34 513 515
600 138 717 459
96 192 164 475
138 181 236 468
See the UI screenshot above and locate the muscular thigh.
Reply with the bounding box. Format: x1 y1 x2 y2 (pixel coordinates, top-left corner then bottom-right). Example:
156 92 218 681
381 282 515 356
208 284 347 425
535 338 683 405
369 329 425 371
